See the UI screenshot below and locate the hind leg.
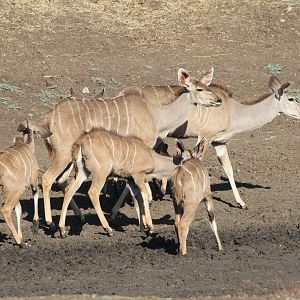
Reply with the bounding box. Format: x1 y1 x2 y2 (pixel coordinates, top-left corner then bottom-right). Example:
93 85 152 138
88 174 113 235
1 190 24 245
177 202 198 255
42 155 71 227
204 194 223 251
14 202 22 241
59 166 89 237
31 180 39 234
56 162 85 224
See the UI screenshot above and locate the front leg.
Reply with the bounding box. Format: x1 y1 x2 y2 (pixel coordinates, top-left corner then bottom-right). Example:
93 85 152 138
213 143 247 209
132 174 154 233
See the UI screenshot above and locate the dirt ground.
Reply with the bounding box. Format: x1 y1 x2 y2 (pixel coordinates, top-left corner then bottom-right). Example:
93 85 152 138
0 0 299 299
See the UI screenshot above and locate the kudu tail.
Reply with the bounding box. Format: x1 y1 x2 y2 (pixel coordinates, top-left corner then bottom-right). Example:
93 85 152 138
71 142 83 174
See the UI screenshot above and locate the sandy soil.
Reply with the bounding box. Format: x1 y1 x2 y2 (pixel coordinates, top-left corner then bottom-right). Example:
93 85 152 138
0 0 299 299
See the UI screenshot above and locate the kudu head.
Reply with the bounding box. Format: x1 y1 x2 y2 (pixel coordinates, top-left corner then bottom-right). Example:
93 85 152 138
178 68 222 107
175 138 206 162
173 139 193 165
17 120 52 150
269 76 300 119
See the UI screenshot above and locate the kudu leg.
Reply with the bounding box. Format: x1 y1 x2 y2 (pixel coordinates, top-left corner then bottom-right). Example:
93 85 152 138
204 195 223 251
110 184 129 220
127 181 147 232
1 191 23 245
31 181 39 234
213 144 247 209
59 168 89 237
57 163 85 224
88 174 113 236
132 175 154 233
177 202 198 255
14 202 22 241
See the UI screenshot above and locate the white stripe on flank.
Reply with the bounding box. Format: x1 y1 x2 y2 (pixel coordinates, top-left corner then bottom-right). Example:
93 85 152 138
131 141 137 171
2 151 22 173
96 100 104 128
0 161 16 180
181 164 196 192
153 86 161 105
123 96 129 135
51 106 56 130
95 132 111 164
16 148 27 178
56 105 63 135
120 139 129 167
167 85 174 96
116 136 123 166
68 99 79 129
21 147 32 179
76 101 84 129
82 100 93 129
103 132 115 159
90 100 98 127
87 135 100 169
9 148 22 167
102 100 111 131
113 100 121 133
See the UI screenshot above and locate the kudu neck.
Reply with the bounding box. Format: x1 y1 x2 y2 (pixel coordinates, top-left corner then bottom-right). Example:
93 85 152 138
232 94 280 133
146 92 193 133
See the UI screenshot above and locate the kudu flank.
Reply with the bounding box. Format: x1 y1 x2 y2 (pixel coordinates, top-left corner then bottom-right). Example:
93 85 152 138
25 68 220 228
170 139 223 255
120 74 300 209
0 121 51 246
58 130 189 236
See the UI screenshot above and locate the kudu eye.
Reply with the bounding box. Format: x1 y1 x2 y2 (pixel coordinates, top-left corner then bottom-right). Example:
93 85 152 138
196 88 203 92
288 97 294 102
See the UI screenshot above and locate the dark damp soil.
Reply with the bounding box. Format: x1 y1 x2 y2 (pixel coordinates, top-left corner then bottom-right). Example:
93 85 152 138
0 0 299 299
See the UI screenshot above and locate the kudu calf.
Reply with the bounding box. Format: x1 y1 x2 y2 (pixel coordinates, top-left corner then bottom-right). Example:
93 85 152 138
170 140 223 255
25 68 220 229
0 121 51 246
58 130 190 237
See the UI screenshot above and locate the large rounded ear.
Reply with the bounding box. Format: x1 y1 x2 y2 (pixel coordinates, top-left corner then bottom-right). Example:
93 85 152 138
193 137 205 159
268 76 282 94
178 68 191 86
175 139 185 155
278 82 290 97
199 67 214 86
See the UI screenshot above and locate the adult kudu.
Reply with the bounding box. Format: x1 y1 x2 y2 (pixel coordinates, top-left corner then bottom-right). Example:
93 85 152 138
22 68 221 229
113 74 300 213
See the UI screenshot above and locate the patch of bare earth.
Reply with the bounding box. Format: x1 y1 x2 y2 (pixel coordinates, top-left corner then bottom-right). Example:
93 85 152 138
0 0 299 299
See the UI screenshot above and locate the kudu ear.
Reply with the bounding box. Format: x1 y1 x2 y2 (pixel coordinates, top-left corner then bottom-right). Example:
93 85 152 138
193 138 205 159
268 76 281 95
175 139 185 155
199 67 214 86
178 68 191 86
268 76 290 99
278 82 290 97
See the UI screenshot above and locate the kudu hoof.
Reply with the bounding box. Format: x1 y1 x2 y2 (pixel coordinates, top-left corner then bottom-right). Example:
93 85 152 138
240 204 248 210
105 228 113 236
48 222 57 233
77 215 87 225
18 241 30 248
59 227 69 239
32 220 39 235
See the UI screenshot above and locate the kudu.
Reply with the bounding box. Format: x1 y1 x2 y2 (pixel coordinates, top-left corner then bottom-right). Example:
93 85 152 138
0 121 51 246
170 139 223 255
117 74 300 209
58 130 191 237
25 68 221 229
